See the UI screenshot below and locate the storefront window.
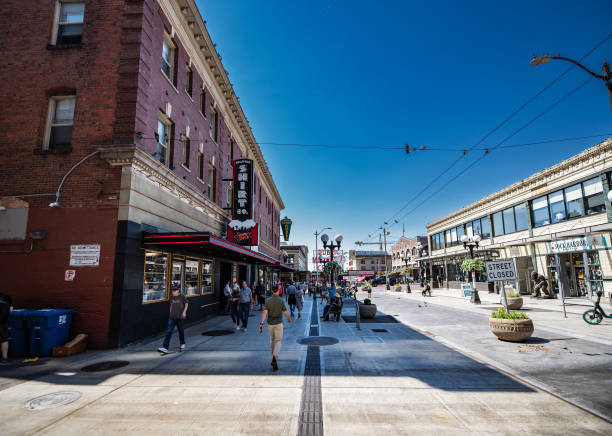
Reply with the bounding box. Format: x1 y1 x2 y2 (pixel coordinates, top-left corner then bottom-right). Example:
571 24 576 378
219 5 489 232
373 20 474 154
143 251 168 302
201 259 213 294
533 196 550 227
456 225 464 243
564 184 584 218
502 207 516 234
587 251 603 296
548 190 565 223
478 217 488 238
583 178 605 215
184 258 199 296
493 211 504 236
514 204 528 231
466 222 473 237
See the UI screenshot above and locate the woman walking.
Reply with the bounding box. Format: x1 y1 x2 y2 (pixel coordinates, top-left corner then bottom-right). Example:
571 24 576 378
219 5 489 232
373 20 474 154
295 282 304 319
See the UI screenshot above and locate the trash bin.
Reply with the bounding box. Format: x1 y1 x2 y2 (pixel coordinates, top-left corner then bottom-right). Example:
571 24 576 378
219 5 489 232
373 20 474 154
8 309 31 357
26 309 76 357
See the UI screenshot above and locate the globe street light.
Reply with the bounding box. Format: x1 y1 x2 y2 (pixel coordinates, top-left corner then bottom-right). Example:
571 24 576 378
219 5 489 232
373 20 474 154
461 234 482 304
530 54 612 115
321 233 342 283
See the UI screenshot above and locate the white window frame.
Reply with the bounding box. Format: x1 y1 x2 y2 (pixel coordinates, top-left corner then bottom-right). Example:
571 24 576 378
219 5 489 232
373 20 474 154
157 115 171 166
207 164 216 200
182 136 190 169
161 31 175 83
51 1 85 45
43 95 76 150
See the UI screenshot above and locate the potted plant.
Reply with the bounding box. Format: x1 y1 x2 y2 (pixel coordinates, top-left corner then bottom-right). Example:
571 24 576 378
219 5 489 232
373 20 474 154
460 259 485 284
394 283 402 292
503 289 523 310
359 298 377 319
489 308 533 342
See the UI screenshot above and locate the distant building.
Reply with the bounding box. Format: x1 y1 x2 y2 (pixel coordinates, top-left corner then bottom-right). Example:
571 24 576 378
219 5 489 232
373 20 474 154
348 250 391 274
280 244 309 282
391 236 428 279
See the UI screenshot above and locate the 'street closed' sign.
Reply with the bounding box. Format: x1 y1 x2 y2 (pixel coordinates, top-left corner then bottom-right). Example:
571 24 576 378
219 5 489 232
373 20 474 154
485 259 516 281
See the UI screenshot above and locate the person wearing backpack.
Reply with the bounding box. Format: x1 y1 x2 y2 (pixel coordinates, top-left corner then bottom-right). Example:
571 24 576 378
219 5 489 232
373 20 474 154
0 292 14 364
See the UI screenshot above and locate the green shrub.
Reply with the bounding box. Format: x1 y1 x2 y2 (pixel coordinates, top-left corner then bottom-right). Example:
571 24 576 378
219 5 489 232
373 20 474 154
506 290 520 298
490 308 528 320
363 298 372 305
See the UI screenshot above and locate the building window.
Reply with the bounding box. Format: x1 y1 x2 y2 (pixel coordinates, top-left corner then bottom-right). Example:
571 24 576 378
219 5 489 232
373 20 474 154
502 207 516 234
209 107 217 142
200 88 206 116
548 190 565 223
156 117 170 166
143 251 168 303
226 184 232 207
532 196 550 227
182 137 190 168
54 2 85 45
480 216 490 238
45 95 75 150
514 203 529 231
185 65 193 96
583 177 605 215
207 164 216 200
456 225 464 244
201 259 214 294
493 211 504 236
197 152 204 180
228 139 234 164
564 184 584 218
184 258 199 297
161 32 175 84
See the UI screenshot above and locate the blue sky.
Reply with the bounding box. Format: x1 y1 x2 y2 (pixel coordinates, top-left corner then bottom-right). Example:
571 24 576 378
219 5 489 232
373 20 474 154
196 0 612 266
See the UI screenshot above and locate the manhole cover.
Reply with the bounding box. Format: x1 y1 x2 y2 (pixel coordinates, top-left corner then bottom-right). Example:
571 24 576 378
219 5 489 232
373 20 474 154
297 337 339 346
202 330 235 336
372 328 388 333
81 360 129 372
25 391 81 410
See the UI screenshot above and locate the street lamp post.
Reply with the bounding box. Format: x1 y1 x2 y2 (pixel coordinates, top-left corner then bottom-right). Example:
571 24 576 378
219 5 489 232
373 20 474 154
321 233 343 284
380 224 390 290
530 54 612 115
314 227 331 289
401 252 412 293
461 234 482 304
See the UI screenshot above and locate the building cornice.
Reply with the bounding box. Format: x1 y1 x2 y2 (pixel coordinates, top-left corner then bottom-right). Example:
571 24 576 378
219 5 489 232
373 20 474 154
169 0 284 211
98 145 228 224
427 138 612 232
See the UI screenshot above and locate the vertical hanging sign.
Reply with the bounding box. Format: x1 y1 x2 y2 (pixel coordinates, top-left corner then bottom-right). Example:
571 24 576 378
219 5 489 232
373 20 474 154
280 217 292 242
228 159 258 245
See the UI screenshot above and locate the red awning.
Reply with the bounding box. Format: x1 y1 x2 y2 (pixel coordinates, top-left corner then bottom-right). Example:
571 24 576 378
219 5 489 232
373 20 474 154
143 232 278 265
356 276 366 282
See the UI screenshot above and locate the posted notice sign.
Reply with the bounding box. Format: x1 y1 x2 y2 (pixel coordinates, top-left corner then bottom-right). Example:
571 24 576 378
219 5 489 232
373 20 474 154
69 244 100 266
485 259 516 281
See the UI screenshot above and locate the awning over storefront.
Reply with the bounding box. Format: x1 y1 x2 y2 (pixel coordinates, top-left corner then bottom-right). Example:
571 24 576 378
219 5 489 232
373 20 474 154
143 232 278 265
261 262 295 271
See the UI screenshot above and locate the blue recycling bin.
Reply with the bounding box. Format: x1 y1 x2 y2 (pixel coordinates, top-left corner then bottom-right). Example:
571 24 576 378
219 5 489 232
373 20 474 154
8 309 32 357
25 309 76 357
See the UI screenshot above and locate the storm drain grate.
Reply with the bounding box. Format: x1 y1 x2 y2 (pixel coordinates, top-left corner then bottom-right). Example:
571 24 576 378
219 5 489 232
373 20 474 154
297 337 339 346
25 391 81 410
81 360 129 372
202 329 235 336
372 328 389 333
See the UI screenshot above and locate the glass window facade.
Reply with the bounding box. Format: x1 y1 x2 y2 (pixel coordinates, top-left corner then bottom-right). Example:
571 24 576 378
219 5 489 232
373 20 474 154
514 204 528 231
549 190 565 223
583 177 605 215
493 211 504 236
533 196 550 227
144 251 168 302
502 208 516 234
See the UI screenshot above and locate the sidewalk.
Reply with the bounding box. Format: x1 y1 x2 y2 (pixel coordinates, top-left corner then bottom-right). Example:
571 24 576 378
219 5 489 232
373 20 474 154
379 285 612 342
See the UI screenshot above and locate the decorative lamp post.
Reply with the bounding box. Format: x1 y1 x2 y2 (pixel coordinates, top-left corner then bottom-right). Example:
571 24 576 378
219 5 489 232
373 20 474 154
416 242 426 285
314 226 331 288
401 251 412 293
530 54 611 115
321 233 342 283
461 234 482 304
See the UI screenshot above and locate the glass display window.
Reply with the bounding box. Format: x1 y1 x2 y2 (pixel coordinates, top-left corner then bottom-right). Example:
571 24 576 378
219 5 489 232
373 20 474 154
185 258 200 297
201 259 214 294
143 251 169 303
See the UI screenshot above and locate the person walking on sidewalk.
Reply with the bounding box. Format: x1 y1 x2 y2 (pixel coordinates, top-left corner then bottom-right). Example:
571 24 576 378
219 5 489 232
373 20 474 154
238 281 254 331
230 281 241 329
0 292 13 364
285 281 297 317
295 282 304 319
158 286 188 354
259 284 292 371
256 280 265 310
223 281 232 314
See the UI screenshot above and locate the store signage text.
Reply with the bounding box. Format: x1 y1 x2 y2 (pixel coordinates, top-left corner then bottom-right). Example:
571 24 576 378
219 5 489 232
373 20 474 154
69 244 100 266
228 159 258 246
548 237 594 254
485 259 517 281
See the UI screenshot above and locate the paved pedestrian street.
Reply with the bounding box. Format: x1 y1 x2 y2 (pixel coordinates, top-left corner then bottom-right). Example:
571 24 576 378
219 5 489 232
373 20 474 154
0 294 611 435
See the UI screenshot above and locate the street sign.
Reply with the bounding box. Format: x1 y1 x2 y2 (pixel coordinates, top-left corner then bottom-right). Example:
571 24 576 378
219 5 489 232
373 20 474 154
461 284 472 297
485 259 517 282
69 244 100 266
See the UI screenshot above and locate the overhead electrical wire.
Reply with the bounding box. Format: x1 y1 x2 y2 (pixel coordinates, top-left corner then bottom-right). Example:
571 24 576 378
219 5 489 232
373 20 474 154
362 31 612 242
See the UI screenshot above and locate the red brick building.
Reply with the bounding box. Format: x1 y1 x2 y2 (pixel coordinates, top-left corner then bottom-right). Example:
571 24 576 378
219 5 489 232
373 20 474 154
0 0 284 348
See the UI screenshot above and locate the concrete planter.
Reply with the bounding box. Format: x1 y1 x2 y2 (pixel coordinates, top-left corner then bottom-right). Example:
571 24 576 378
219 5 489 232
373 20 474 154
503 297 523 310
489 318 533 342
359 304 377 319
394 286 402 292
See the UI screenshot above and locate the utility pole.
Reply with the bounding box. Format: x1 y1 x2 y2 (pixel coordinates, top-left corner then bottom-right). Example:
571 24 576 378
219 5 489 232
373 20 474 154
380 224 390 290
